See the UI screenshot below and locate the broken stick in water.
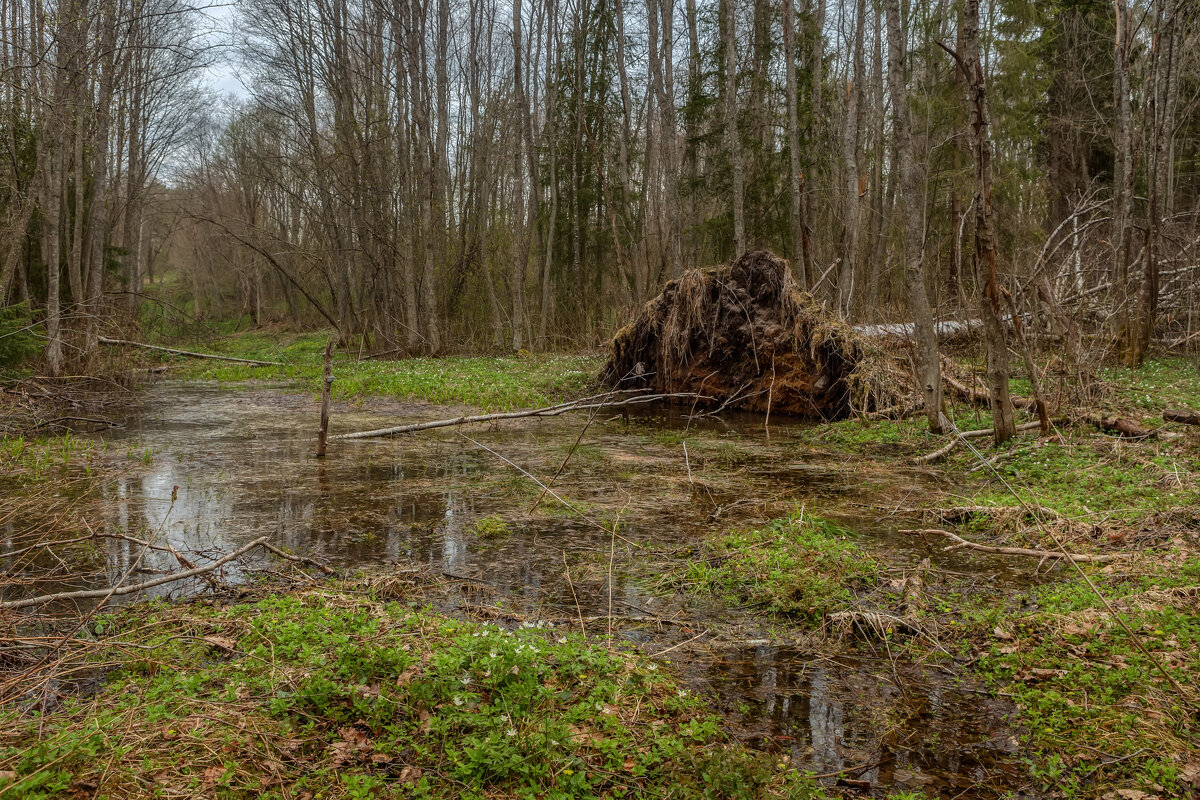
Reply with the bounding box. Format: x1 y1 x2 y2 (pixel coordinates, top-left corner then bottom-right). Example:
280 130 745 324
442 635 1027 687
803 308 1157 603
316 340 334 457
97 337 282 366
333 391 711 440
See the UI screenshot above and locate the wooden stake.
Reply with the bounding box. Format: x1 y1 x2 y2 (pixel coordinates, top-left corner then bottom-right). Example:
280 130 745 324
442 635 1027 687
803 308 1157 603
316 340 333 457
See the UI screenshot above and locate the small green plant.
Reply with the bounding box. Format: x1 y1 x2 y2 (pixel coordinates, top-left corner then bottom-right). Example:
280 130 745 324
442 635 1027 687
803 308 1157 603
469 514 512 539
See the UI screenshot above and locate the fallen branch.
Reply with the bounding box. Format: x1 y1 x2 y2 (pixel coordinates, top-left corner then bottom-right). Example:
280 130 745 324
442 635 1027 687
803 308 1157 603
1077 412 1155 439
898 528 1116 563
259 541 336 575
97 337 282 367
1 536 269 610
1163 408 1200 426
912 420 1042 463
942 368 1154 438
334 391 711 440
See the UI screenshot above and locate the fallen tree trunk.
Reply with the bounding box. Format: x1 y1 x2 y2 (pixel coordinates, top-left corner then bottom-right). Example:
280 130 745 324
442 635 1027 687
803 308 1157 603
898 528 1116 563
97 337 282 367
853 318 984 341
1077 412 1154 438
912 420 1043 463
942 367 1155 438
1163 408 1200 426
335 391 709 440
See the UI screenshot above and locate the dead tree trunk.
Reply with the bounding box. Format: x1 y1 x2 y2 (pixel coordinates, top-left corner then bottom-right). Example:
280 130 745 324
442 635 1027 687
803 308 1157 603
960 0 1015 444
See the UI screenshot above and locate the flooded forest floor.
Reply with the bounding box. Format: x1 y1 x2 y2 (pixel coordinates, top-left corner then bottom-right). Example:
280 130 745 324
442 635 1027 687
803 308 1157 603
2 338 1199 799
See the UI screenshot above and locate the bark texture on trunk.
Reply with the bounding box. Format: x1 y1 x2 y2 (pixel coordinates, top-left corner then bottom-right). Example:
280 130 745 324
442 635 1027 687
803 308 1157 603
962 0 1014 444
885 0 942 433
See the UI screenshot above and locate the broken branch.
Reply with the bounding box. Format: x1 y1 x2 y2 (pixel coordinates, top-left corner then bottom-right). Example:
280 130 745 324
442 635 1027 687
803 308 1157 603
97 337 282 367
898 528 1116 563
334 391 712 440
1 536 270 610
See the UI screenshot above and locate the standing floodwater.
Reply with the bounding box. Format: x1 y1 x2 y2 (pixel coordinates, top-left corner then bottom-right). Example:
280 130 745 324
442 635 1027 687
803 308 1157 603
95 382 1033 796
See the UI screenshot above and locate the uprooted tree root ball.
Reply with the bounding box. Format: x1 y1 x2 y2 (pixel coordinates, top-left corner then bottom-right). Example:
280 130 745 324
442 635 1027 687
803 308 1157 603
600 251 912 418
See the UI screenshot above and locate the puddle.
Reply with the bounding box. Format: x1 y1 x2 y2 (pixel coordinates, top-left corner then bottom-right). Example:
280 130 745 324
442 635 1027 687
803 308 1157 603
695 646 1027 797
40 382 1038 795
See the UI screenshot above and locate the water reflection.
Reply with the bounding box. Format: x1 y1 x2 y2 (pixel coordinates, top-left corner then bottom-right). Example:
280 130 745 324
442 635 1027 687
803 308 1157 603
698 645 1027 796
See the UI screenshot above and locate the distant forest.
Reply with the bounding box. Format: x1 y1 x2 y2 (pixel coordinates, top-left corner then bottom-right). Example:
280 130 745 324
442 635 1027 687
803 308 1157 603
2 0 1198 362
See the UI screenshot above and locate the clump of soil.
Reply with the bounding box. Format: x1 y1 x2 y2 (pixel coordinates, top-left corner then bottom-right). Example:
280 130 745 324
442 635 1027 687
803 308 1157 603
601 250 909 418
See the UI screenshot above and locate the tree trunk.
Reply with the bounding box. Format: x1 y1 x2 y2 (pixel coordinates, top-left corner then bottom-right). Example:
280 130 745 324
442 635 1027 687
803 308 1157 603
962 0 1015 444
722 0 745 255
836 0 866 315
783 0 807 288
509 0 529 350
885 0 942 433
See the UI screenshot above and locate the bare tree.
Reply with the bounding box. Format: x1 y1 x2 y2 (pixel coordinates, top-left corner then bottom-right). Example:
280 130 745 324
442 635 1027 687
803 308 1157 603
885 0 942 432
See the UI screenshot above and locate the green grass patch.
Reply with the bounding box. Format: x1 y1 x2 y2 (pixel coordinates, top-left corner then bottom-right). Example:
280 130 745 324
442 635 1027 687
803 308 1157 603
0 432 99 485
162 332 602 411
963 558 1200 797
470 514 513 540
1102 358 1200 416
0 591 825 799
679 512 882 619
962 437 1198 521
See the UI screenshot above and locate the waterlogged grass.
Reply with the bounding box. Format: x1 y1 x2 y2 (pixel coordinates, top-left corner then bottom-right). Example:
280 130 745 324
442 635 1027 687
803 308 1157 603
470 514 513 540
0 592 826 800
963 558 1200 797
164 332 603 410
681 513 881 619
0 432 99 485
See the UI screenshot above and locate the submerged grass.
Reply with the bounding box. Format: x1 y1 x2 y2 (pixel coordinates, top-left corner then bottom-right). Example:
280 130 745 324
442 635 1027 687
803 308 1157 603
0 590 825 799
159 332 602 411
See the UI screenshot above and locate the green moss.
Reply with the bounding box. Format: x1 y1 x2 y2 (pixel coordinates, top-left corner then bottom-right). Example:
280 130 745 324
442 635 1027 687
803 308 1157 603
0 592 825 799
470 514 512 540
680 513 881 619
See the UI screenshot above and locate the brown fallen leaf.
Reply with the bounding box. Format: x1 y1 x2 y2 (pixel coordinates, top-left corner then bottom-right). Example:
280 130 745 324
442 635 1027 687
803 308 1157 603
1026 668 1067 679
399 766 423 784
1115 790 1152 800
201 765 225 787
202 635 236 653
